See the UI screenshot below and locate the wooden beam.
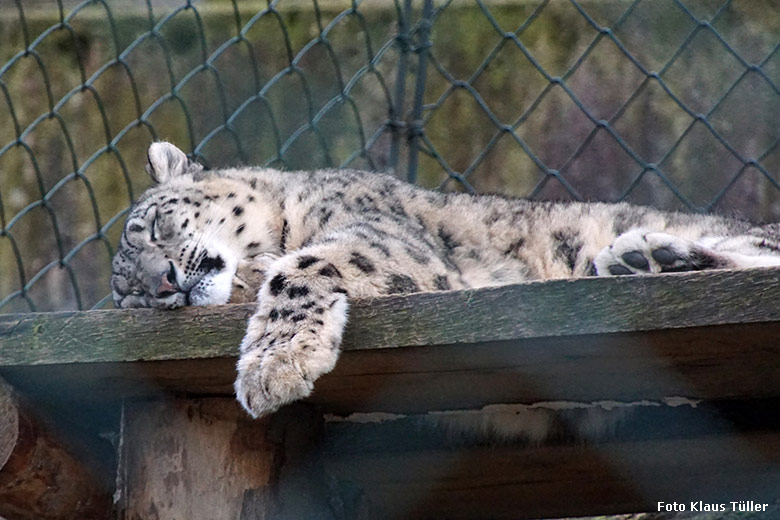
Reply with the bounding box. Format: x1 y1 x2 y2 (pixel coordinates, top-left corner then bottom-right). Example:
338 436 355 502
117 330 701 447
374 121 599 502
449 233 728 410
2 268 780 366
3 321 780 415
0 378 112 520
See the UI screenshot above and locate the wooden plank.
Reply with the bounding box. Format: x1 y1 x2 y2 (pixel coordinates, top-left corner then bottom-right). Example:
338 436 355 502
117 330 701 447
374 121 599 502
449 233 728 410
313 322 780 413
2 268 780 366
3 321 780 414
319 397 780 452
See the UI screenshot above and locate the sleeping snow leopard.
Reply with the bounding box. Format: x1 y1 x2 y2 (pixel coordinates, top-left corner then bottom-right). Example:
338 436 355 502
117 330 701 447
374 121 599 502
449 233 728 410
112 142 780 418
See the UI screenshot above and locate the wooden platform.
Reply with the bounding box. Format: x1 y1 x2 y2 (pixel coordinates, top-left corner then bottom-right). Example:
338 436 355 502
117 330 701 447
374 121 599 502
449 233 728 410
2 268 780 518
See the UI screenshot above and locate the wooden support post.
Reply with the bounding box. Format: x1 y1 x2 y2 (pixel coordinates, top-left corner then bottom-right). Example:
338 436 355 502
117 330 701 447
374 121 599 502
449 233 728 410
0 378 112 520
120 397 277 519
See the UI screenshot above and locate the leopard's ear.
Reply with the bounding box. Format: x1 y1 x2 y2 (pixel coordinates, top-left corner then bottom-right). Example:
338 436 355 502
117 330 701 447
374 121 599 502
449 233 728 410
146 142 203 183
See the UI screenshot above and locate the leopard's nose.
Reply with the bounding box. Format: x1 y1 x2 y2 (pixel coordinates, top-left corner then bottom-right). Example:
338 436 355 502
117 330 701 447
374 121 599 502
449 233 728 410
156 262 179 297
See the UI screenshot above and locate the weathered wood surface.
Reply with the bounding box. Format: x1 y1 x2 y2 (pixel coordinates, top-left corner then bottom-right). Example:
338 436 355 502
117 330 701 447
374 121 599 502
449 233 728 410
2 268 780 365
4 321 780 415
2 269 780 413
0 378 112 520
120 398 276 520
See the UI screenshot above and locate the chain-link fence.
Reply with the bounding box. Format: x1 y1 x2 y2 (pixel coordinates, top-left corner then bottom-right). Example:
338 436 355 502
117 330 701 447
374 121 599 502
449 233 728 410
1 0 778 313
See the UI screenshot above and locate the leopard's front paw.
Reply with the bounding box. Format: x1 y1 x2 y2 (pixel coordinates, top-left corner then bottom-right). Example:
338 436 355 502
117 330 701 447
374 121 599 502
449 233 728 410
235 348 313 418
235 255 351 418
234 321 344 418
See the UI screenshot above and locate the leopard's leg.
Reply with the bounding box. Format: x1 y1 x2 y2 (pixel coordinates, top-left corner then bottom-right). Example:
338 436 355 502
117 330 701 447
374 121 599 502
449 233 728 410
594 228 780 276
234 226 460 418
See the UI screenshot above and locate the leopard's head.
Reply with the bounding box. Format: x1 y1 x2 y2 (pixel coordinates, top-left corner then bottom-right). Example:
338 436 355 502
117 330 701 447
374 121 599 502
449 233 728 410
111 143 273 309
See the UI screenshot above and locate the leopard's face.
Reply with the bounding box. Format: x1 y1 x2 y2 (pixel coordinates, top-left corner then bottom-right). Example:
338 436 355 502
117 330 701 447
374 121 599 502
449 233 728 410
111 142 284 309
111 187 239 309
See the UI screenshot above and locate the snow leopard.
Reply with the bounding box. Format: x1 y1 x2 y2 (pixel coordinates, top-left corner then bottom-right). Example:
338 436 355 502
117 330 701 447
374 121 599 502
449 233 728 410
111 142 780 418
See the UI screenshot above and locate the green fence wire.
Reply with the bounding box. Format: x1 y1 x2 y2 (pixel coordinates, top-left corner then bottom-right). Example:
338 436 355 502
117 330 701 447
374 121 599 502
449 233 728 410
0 0 778 313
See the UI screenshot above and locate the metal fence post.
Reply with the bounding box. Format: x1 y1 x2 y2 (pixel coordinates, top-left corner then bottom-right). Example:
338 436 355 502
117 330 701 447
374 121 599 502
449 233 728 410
406 0 433 185
388 0 412 175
